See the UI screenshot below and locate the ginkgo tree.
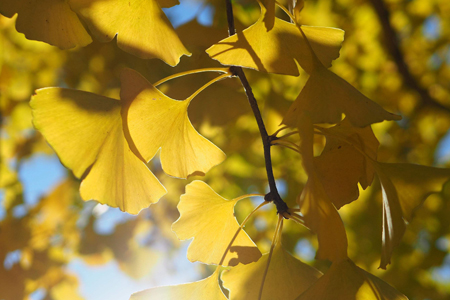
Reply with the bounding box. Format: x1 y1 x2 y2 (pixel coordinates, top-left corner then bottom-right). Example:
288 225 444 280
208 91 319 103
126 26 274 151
1 0 450 299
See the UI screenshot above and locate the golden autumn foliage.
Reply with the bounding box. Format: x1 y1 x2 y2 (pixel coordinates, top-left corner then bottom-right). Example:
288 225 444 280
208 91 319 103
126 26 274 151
1 0 450 299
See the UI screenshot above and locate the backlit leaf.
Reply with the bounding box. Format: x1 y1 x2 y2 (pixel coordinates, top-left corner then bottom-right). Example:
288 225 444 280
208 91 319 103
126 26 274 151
222 240 321 300
130 268 227 300
374 162 450 268
31 88 166 214
296 259 408 300
69 0 190 65
377 162 450 221
298 170 348 262
374 162 406 269
206 0 344 76
0 0 92 48
121 68 226 179
315 119 379 208
172 181 262 266
282 61 401 127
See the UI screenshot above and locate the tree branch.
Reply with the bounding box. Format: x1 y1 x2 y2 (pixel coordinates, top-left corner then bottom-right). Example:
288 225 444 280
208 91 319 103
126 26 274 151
225 0 289 214
368 0 450 113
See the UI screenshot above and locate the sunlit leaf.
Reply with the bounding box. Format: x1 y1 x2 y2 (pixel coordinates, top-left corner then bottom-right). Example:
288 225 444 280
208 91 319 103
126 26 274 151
121 68 226 179
296 259 408 300
282 61 401 127
130 268 227 300
206 0 344 76
298 170 348 262
69 0 190 65
0 0 92 48
31 88 166 214
222 240 321 300
172 181 262 266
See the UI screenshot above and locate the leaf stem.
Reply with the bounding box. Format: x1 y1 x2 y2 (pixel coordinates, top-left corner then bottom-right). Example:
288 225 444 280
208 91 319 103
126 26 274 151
186 72 232 103
218 200 270 266
225 0 289 215
258 214 284 300
153 67 230 87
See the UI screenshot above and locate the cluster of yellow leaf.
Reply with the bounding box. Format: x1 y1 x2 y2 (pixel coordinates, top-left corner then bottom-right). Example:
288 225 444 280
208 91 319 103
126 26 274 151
132 181 409 300
0 0 190 65
31 68 226 214
23 0 450 298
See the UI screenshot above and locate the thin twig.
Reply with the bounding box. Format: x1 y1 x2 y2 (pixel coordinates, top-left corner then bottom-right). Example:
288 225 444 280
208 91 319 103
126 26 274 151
225 0 289 214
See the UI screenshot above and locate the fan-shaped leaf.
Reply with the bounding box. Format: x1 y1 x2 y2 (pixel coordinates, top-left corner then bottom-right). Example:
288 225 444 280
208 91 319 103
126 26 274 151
121 68 226 179
206 0 344 76
130 269 227 300
31 88 166 214
172 181 262 266
0 0 91 48
69 0 190 65
282 62 401 127
222 240 321 300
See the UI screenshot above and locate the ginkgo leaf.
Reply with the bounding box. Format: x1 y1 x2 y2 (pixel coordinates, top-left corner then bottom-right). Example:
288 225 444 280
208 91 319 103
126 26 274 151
374 162 406 269
31 88 166 214
377 162 450 221
206 0 344 76
374 162 450 269
315 119 379 208
298 171 348 262
130 268 227 300
69 0 190 66
282 61 401 127
296 259 408 300
121 68 226 179
171 181 262 266
222 240 321 300
0 0 92 49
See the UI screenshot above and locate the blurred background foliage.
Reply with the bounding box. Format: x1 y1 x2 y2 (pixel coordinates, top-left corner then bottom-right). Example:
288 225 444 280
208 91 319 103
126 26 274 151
1 0 450 299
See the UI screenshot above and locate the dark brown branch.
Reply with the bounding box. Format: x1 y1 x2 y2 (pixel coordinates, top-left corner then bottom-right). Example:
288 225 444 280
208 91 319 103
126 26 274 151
225 0 288 215
368 0 450 113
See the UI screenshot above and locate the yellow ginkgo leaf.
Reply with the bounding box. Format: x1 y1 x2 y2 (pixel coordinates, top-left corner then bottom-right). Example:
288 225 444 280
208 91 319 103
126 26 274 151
282 62 401 127
374 162 450 269
31 88 166 214
130 268 227 300
121 68 226 179
172 181 262 266
0 0 92 49
375 163 406 270
296 259 408 300
377 162 450 221
222 240 321 300
298 170 348 262
69 0 190 66
206 0 344 76
315 119 379 208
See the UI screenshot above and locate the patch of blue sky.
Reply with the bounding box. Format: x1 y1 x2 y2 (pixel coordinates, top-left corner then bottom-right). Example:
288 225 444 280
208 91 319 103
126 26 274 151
18 154 67 207
68 241 202 300
0 190 6 221
93 204 135 235
423 14 441 41
295 239 316 262
435 130 450 164
163 0 214 28
431 253 450 284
